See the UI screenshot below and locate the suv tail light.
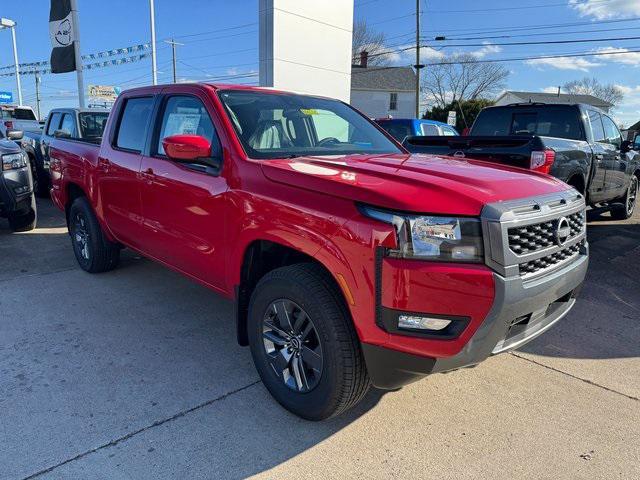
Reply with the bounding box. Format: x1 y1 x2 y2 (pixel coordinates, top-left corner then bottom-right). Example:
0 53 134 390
530 149 555 174
4 121 14 129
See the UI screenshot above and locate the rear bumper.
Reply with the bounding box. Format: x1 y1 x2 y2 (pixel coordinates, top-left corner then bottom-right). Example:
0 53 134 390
363 251 588 390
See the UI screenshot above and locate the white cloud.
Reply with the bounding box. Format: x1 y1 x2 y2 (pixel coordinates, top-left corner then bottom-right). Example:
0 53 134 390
569 0 640 20
609 84 640 127
470 43 502 59
594 46 640 66
525 57 602 71
387 44 445 64
541 86 562 94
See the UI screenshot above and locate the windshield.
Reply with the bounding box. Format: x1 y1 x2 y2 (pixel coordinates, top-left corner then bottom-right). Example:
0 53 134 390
217 89 403 159
79 112 109 142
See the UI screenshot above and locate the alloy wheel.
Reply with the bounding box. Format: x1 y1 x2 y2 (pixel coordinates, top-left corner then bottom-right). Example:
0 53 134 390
627 177 638 217
262 299 323 392
73 213 91 260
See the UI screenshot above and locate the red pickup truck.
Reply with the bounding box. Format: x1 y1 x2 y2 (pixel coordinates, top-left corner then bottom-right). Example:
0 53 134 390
49 83 588 420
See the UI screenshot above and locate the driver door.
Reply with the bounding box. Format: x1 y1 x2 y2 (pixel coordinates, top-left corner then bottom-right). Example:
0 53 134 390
139 88 229 291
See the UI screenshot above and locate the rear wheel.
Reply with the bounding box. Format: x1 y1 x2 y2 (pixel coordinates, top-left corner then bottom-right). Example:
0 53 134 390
248 263 370 420
68 196 120 272
611 175 638 220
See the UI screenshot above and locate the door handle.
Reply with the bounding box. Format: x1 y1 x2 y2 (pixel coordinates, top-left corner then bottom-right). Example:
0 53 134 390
594 154 604 161
98 158 110 172
140 167 154 185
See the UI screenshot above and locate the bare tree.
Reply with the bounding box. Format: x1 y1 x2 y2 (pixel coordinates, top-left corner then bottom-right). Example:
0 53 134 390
422 54 509 108
563 77 624 106
352 20 391 66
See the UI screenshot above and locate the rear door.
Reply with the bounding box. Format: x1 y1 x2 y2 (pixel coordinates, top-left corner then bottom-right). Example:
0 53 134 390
139 86 229 291
586 110 609 202
97 95 154 248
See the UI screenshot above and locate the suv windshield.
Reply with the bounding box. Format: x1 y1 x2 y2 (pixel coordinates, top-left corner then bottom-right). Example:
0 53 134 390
472 105 584 140
79 112 109 142
218 89 402 159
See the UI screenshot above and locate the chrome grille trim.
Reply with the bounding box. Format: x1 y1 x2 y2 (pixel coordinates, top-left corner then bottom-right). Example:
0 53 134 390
481 189 588 279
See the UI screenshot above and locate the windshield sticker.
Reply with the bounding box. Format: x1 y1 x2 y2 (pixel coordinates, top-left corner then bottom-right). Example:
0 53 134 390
300 109 318 116
165 113 202 135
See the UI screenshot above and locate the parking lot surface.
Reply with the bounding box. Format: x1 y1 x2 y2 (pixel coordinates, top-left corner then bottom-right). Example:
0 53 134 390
1 199 639 480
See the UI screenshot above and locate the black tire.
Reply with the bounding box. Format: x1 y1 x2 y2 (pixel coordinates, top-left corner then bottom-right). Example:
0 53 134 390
248 263 370 421
68 196 120 273
8 196 37 232
28 155 49 198
611 175 638 220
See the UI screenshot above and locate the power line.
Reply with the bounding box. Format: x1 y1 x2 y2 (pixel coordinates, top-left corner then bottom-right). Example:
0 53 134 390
430 35 640 49
427 0 613 14
430 25 640 41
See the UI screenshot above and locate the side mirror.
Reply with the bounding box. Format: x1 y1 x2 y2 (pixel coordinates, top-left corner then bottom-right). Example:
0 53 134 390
53 129 71 139
7 129 24 140
162 134 221 174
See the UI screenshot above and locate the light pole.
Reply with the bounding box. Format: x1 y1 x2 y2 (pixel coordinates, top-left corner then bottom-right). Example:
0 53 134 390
149 0 158 85
0 18 22 105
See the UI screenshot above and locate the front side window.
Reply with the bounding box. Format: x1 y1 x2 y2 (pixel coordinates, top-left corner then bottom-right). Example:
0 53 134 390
156 96 219 156
389 92 398 111
218 90 403 159
442 126 457 136
60 113 78 138
115 97 154 152
47 112 62 135
601 115 622 148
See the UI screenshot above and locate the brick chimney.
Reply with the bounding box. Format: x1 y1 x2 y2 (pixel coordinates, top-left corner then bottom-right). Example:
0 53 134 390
360 50 368 68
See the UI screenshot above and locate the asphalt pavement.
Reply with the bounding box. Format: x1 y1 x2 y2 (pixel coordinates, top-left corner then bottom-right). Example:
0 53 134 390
1 199 638 480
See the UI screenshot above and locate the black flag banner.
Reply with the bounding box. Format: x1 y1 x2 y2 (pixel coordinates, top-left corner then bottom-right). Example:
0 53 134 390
49 0 76 73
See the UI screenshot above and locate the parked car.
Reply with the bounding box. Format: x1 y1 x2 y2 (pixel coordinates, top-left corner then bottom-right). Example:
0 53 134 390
403 103 640 219
0 105 41 138
0 130 36 232
49 84 588 420
375 118 458 142
26 108 110 198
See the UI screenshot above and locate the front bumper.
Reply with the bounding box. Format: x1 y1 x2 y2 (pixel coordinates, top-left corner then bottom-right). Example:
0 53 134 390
0 166 33 216
363 252 587 389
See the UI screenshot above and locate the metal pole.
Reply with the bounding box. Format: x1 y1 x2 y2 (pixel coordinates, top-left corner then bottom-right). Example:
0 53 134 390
149 0 158 85
171 39 176 83
70 0 85 107
415 0 421 118
10 26 22 105
35 75 41 120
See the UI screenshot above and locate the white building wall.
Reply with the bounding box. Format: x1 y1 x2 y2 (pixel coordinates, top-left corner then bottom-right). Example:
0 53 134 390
259 0 353 102
350 90 415 119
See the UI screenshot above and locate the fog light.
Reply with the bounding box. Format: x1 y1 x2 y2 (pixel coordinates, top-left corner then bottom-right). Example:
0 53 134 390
398 315 451 331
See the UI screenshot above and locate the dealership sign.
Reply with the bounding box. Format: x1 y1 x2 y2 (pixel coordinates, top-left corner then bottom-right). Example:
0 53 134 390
0 91 13 104
87 84 121 101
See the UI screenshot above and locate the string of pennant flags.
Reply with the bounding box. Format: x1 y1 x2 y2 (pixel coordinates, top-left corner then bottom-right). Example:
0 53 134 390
0 43 152 76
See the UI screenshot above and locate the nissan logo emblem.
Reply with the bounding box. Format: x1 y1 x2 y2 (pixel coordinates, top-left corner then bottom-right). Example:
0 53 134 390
554 217 571 246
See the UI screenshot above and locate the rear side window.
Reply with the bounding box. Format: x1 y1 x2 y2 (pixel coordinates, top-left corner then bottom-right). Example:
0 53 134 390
588 111 606 143
442 126 457 136
472 107 584 140
116 97 154 152
60 113 78 138
47 112 63 135
421 124 440 136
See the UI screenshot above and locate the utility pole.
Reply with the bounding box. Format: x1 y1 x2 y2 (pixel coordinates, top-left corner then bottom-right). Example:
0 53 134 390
414 0 423 118
0 19 22 104
69 0 85 107
35 74 41 121
164 39 183 83
149 0 158 85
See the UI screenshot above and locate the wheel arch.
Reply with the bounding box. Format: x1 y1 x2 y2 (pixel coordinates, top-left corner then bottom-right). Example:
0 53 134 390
234 238 351 346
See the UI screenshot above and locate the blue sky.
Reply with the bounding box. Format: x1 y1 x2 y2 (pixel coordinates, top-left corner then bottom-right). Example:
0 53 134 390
0 0 639 125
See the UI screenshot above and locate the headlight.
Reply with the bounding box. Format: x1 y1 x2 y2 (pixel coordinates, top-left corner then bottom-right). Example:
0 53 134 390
2 152 28 171
359 205 484 263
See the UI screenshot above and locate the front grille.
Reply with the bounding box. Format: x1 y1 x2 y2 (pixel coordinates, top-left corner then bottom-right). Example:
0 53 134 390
508 211 584 255
518 241 583 276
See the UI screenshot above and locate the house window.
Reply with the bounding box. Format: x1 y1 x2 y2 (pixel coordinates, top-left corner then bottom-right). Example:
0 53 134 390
389 92 398 111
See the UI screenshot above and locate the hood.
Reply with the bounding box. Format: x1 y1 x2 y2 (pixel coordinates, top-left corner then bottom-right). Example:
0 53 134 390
0 138 21 154
260 153 570 216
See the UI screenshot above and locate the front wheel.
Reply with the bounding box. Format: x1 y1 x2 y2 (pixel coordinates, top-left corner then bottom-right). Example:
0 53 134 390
248 263 370 420
611 175 638 220
68 196 120 273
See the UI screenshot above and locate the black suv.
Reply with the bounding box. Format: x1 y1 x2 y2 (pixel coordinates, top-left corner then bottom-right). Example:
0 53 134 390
0 131 36 232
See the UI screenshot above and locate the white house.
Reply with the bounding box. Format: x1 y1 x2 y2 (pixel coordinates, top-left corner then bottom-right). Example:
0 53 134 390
350 53 416 118
495 91 613 113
